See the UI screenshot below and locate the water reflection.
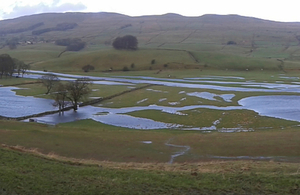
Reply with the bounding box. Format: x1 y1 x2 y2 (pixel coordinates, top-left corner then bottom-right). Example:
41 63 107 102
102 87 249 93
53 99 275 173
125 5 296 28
2 71 300 129
0 87 55 117
24 71 300 93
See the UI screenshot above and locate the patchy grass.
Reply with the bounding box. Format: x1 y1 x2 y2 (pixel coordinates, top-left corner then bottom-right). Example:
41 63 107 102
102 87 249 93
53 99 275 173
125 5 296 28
0 120 300 163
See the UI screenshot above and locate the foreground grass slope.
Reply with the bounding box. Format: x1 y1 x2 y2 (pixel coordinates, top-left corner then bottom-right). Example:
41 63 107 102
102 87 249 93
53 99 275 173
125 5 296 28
1 147 299 195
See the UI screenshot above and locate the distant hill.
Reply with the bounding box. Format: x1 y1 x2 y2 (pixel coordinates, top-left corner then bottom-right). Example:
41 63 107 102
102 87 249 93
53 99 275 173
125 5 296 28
1 12 300 72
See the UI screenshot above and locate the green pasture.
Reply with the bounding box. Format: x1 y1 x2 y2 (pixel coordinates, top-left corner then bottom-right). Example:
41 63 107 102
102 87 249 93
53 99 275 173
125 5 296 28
0 119 300 163
1 147 299 195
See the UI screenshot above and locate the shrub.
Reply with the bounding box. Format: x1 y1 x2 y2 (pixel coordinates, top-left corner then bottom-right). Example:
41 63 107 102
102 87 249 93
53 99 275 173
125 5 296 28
227 41 237 45
123 66 130 71
82 65 95 72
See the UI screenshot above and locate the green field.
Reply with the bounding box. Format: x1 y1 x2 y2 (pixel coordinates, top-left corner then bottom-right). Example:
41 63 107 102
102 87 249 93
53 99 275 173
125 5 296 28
1 146 300 195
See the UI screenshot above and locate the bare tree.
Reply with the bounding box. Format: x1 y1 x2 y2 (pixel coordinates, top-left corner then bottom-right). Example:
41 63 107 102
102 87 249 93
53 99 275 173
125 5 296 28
51 83 69 114
39 74 60 94
65 78 92 111
13 58 30 77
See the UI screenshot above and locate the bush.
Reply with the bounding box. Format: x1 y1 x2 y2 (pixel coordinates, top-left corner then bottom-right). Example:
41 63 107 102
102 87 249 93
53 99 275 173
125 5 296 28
227 41 237 45
151 59 156 65
122 66 130 71
82 65 95 72
131 63 135 68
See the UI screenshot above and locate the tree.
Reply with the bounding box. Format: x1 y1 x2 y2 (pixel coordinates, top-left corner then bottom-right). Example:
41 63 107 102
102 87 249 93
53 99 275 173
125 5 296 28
51 83 70 114
65 78 92 111
112 35 138 50
39 74 60 94
0 54 15 78
13 58 30 77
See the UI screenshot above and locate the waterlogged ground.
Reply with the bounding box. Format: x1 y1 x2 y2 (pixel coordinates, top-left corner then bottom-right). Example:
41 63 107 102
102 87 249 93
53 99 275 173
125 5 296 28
1 71 300 163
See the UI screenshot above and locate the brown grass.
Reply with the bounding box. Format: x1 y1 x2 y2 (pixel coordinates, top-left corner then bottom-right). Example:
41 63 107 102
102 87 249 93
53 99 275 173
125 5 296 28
2 144 299 175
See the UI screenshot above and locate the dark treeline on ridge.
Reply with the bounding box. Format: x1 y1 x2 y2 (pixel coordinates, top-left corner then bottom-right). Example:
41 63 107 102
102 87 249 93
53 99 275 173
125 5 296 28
32 23 78 35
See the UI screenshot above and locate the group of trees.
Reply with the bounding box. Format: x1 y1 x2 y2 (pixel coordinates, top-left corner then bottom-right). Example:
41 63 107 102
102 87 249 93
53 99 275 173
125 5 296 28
39 74 92 112
112 35 138 50
0 54 30 78
55 38 86 51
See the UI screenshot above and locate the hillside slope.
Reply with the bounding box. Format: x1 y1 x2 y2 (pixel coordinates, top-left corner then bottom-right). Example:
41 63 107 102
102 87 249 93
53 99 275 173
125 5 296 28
1 12 300 72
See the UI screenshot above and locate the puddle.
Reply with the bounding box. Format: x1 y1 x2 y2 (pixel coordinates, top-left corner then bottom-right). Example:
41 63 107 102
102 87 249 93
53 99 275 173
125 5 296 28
185 76 245 80
217 128 254 133
207 155 279 161
141 141 152 144
92 113 182 130
146 89 168 93
168 102 180 105
186 92 235 102
137 98 148 104
158 98 167 102
280 76 299 80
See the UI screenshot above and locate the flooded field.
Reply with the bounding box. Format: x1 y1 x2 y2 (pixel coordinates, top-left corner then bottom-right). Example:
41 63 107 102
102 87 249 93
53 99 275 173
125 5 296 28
1 71 300 130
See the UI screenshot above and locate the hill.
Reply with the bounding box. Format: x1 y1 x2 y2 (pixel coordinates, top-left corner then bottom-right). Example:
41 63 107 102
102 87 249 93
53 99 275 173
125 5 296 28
1 12 300 72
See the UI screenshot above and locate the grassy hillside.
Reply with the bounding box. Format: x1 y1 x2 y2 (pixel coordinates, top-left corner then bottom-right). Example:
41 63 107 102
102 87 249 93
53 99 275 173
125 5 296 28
1 146 300 195
1 12 300 72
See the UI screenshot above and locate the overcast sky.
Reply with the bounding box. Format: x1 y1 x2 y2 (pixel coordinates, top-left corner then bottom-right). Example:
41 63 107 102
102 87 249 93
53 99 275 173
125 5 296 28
1 0 300 22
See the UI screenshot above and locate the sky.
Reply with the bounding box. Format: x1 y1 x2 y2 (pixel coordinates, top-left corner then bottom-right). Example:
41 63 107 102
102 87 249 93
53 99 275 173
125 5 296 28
1 0 300 22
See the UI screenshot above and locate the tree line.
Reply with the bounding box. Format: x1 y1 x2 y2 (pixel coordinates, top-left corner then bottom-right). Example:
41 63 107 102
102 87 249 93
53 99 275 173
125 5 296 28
32 23 78 35
0 54 30 78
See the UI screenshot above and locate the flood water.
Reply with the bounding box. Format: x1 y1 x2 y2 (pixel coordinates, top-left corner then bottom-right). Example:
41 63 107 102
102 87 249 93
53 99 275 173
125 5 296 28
1 71 300 129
